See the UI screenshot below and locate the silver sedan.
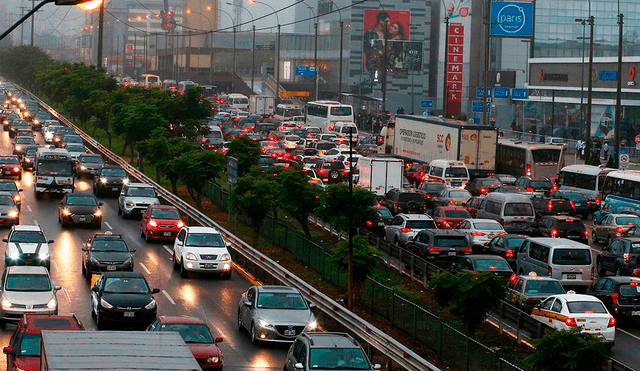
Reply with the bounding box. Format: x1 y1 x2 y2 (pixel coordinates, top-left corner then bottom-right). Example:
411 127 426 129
455 218 506 253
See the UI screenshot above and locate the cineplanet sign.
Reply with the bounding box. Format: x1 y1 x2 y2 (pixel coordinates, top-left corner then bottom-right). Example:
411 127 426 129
490 1 534 37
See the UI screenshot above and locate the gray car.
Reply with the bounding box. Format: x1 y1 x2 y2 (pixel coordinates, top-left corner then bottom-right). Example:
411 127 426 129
0 191 19 226
75 153 103 178
284 332 380 371
237 285 317 344
118 183 160 218
0 266 60 322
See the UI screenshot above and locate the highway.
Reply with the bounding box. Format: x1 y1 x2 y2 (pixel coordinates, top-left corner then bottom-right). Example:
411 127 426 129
0 128 288 370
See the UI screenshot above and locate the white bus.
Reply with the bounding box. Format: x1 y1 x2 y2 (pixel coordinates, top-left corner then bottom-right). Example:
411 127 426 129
34 148 74 198
600 170 640 216
140 74 161 88
557 165 615 200
305 100 354 133
225 93 249 110
274 104 302 121
496 139 565 180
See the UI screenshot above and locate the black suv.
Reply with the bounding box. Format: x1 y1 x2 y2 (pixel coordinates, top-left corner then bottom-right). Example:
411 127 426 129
417 181 446 207
82 232 135 280
533 215 588 244
596 237 640 276
380 189 426 215
531 196 576 217
93 165 129 197
465 177 502 196
313 159 346 184
513 176 553 193
284 332 380 371
407 229 471 260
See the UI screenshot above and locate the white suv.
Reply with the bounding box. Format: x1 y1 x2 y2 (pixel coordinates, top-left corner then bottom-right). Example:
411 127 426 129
118 183 160 218
172 226 233 279
3 225 53 270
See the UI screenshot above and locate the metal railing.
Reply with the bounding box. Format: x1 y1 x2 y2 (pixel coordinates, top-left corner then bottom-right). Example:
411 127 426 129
18 85 439 371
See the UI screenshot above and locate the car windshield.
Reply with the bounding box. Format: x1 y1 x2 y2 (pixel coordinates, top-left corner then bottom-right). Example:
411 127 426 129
66 145 84 152
126 187 156 197
473 222 503 230
616 217 640 226
398 193 423 202
443 210 471 218
524 280 565 295
434 236 468 247
91 239 128 252
474 259 511 270
0 157 19 164
151 208 180 219
552 249 591 265
330 107 352 116
316 142 335 150
481 179 502 187
17 334 41 357
309 348 370 370
504 203 534 216
532 149 561 163
566 301 608 314
257 292 308 309
507 238 526 249
0 194 14 205
449 190 471 198
531 181 551 189
65 196 97 206
377 208 392 218
0 183 17 192
6 274 51 292
102 168 126 177
405 220 436 229
619 283 640 296
81 156 102 164
160 323 214 344
37 162 73 176
103 277 149 294
185 233 225 247
445 167 468 178
16 138 34 144
10 231 46 243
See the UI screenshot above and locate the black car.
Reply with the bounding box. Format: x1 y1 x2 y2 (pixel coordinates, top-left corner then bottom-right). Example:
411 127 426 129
465 177 502 196
531 196 576 217
533 215 589 244
483 234 528 270
365 206 393 234
417 181 447 208
58 193 103 228
407 229 471 261
82 232 135 280
0 179 22 210
551 189 596 218
587 276 640 318
513 176 553 193
451 255 514 280
0 156 22 180
90 271 159 329
52 127 75 147
19 145 37 170
596 237 640 276
379 189 426 215
93 165 129 197
8 120 29 139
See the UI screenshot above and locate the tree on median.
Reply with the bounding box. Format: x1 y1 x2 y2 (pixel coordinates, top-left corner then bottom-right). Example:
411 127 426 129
314 183 377 234
176 149 226 209
526 327 609 371
226 136 261 177
277 166 319 238
111 103 168 160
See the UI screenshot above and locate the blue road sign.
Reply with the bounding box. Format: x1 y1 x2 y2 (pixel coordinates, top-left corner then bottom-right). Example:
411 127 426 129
421 100 434 108
227 157 238 185
295 65 316 77
476 87 493 99
472 101 484 113
490 1 534 37
494 88 510 99
511 88 529 99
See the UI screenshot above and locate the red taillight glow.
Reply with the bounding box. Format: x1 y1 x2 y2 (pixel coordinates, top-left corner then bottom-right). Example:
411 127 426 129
570 200 575 209
510 272 517 282
616 226 624 233
526 164 532 177
480 187 487 193
527 187 534 192
631 282 639 286
548 201 553 210
448 200 455 205
366 220 373 226
462 248 472 253
548 266 553 277
400 228 411 233
470 232 485 236
584 230 590 236
624 253 630 263
427 247 442 253
564 318 577 327
608 317 616 328
551 229 558 237
506 248 514 258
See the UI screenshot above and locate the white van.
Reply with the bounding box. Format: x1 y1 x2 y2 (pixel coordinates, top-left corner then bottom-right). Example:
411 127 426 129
225 94 249 110
476 192 535 234
332 122 359 144
426 160 470 188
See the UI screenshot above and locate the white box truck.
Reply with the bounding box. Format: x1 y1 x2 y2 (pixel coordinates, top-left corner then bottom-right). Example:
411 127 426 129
381 115 498 178
357 157 404 196
249 95 275 116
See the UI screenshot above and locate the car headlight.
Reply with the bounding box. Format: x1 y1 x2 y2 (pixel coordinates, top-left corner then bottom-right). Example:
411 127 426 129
24 158 29 163
2 299 11 309
62 208 71 216
100 298 113 309
39 251 49 260
148 220 157 227
80 166 87 170
46 298 57 309
144 299 156 310
220 253 230 261
123 257 132 266
15 145 21 151
123 178 130 185
258 319 273 328
93 209 102 217
13 195 20 202
8 210 18 218
186 252 197 261
88 256 99 264
33 120 39 125
125 202 135 208
177 221 184 228
206 357 220 364
8 251 19 260
12 167 19 172
306 321 318 330
100 177 107 184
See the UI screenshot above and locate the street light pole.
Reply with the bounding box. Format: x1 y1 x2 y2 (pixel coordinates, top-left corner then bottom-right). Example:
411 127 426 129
227 2 256 93
614 3 623 168
298 1 318 101
96 0 104 67
575 19 587 131
482 0 491 125
249 0 280 102
586 15 595 161
219 9 237 92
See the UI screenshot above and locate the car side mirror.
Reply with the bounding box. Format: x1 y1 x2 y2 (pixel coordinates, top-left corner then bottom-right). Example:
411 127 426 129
130 249 137 253
54 285 61 291
48 240 54 244
225 241 232 248
82 248 88 252
294 363 304 370
151 288 160 294
98 202 104 207
374 364 382 370
214 336 223 343
243 300 252 308
91 286 99 292
2 239 6 243
309 302 316 309
3 346 14 355
17 189 22 192
175 240 183 246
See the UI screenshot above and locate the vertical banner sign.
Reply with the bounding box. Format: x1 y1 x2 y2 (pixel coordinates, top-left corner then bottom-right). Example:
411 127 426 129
447 23 464 116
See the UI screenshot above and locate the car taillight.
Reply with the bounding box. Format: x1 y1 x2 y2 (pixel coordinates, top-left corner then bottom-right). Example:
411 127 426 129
624 253 630 263
616 226 624 233
498 232 506 235
428 247 442 253
584 229 589 236
564 318 577 327
548 266 553 277
526 163 532 177
470 232 484 236
400 228 411 233
366 220 373 226
611 292 619 305
548 201 553 210
608 317 616 328
506 248 514 258
551 229 558 237
448 200 455 205
510 272 517 282
527 187 534 192
480 187 487 193
570 200 575 209
587 201 591 206
462 248 472 253
551 184 558 192
595 198 601 204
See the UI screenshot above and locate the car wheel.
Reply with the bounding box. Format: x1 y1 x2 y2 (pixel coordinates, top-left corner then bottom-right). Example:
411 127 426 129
222 269 232 279
250 323 260 345
17 174 21 181
172 252 179 270
95 311 104 330
145 231 151 243
117 207 122 215
237 312 244 332
329 170 340 181
597 260 606 277
592 230 598 244
615 264 623 276
180 261 188 278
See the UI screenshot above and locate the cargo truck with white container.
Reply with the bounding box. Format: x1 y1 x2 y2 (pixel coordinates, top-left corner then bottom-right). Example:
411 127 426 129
379 115 498 178
357 157 404 196
249 95 275 116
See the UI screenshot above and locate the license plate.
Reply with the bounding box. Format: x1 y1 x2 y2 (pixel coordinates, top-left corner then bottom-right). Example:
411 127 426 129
452 182 461 187
111 187 119 191
567 274 577 279
24 312 35 315
107 265 116 271
448 252 456 256
203 263 216 269
284 329 296 336
78 217 86 222
163 232 172 237
124 311 135 317
632 311 640 316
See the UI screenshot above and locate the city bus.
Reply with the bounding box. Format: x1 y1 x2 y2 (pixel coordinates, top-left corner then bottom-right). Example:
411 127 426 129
34 148 74 198
496 139 565 180
557 165 615 200
305 100 354 133
140 74 161 88
274 104 303 121
599 171 640 217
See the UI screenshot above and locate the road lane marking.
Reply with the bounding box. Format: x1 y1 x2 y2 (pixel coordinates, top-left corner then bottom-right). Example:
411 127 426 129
163 245 172 255
104 222 113 230
138 262 151 274
618 328 640 342
61 287 71 302
52 260 59 273
26 205 32 212
33 220 39 226
162 290 176 305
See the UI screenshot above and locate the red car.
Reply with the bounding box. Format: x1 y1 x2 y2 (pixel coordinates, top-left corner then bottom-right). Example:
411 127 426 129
432 206 472 229
140 205 186 242
147 316 224 371
404 163 430 186
4 314 84 371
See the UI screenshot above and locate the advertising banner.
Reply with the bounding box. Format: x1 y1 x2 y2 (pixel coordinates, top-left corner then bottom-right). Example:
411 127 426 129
363 10 411 74
365 40 423 74
490 1 534 37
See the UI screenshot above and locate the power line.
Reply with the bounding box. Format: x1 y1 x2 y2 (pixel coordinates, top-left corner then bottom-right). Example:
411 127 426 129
35 7 71 38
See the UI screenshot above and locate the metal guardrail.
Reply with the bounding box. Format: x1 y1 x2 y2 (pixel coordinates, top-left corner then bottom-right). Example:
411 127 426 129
18 86 439 371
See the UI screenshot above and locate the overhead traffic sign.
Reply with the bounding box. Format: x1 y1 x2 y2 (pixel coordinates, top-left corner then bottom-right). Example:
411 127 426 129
494 88 510 99
421 100 434 108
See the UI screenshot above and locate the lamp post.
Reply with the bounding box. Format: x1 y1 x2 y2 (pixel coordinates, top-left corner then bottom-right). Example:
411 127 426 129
441 0 449 116
219 9 237 92
250 0 280 103
575 19 588 132
585 14 595 162
327 1 343 102
614 0 623 168
298 1 318 101
227 2 256 94
186 8 214 85
96 0 104 67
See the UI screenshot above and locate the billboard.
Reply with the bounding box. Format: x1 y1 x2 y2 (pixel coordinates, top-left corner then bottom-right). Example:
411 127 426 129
363 9 411 74
366 40 422 74
490 1 534 37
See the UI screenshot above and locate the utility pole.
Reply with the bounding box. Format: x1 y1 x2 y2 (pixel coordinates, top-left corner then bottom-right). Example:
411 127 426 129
338 20 344 102
482 0 491 125
96 0 104 67
276 24 281 104
614 11 623 167
116 34 119 75
19 7 29 46
382 21 388 113
31 0 35 46
585 16 595 161
252 25 256 93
